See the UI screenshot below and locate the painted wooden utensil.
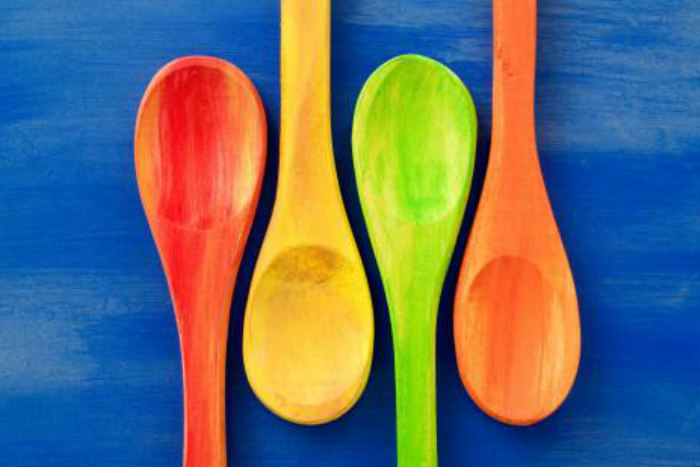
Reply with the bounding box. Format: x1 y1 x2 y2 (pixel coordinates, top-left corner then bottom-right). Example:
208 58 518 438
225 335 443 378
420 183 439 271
135 56 266 466
242 0 374 425
353 55 477 467
453 0 581 426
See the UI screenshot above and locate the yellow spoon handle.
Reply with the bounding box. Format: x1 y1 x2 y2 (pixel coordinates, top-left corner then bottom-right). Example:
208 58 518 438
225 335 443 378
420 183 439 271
279 0 338 208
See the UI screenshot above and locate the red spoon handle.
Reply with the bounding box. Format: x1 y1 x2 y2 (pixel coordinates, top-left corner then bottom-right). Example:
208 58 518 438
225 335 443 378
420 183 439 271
180 313 228 467
164 231 238 467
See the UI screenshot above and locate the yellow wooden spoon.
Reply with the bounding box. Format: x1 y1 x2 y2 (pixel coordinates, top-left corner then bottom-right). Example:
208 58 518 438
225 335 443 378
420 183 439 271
242 0 374 425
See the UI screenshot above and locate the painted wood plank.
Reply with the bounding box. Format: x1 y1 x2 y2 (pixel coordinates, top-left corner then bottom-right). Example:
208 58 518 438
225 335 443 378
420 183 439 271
0 0 698 465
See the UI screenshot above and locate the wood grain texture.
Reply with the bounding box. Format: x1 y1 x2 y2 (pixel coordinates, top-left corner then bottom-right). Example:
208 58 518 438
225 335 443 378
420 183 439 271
242 0 374 425
135 57 266 467
353 54 476 467
453 0 580 426
0 0 699 465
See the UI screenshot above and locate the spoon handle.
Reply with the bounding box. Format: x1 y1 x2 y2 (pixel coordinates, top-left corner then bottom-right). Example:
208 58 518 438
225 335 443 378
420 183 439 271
392 293 439 467
279 0 338 208
179 313 228 467
492 0 538 168
164 234 236 467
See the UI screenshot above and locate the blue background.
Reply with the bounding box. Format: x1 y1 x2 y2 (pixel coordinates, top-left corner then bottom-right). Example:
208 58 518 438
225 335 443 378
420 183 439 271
1 0 698 466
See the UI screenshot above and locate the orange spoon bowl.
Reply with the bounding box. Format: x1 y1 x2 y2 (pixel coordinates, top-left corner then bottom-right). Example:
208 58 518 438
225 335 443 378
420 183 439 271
135 56 266 466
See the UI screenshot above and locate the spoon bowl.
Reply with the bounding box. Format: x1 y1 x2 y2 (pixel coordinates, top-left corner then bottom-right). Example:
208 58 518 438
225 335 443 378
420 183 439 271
459 255 563 423
354 59 470 223
245 245 372 421
137 58 264 226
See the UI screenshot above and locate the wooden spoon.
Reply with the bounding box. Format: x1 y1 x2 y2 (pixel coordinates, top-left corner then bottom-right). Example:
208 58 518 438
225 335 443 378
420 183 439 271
453 0 581 426
135 56 266 466
353 55 477 467
242 0 374 425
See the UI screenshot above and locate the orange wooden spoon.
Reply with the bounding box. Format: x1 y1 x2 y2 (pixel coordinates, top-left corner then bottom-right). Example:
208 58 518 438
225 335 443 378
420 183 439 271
453 0 580 425
135 56 266 466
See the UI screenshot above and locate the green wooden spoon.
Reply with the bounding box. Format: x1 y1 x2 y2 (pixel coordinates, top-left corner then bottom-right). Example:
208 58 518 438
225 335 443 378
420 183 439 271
352 54 477 467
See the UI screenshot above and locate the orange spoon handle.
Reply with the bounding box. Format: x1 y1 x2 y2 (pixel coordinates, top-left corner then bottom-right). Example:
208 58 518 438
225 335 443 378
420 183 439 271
493 0 538 171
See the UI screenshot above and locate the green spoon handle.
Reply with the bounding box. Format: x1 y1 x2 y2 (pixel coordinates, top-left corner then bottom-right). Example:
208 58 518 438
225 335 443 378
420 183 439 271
392 296 439 467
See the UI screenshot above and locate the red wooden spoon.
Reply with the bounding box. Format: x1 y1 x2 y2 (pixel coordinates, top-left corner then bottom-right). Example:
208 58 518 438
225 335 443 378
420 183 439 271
135 56 266 466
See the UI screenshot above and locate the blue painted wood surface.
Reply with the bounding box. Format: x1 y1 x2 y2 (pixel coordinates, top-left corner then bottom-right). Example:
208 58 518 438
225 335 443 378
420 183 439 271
0 0 698 465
